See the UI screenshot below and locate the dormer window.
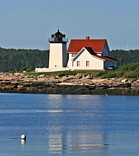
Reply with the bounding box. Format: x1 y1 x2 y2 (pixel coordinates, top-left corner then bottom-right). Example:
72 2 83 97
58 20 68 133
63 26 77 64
72 53 76 57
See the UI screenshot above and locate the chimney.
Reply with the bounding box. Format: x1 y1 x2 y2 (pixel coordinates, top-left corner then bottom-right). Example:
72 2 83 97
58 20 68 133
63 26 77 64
86 36 90 40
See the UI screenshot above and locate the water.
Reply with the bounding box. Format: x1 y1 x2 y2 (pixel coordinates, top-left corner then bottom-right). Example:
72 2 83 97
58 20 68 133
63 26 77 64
0 93 139 156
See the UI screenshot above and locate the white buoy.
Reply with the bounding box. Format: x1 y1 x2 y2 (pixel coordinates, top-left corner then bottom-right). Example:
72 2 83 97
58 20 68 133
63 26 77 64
21 134 26 141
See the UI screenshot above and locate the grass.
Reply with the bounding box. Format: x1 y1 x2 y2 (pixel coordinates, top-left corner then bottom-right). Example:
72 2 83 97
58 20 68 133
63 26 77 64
98 62 139 79
26 70 102 77
26 62 139 79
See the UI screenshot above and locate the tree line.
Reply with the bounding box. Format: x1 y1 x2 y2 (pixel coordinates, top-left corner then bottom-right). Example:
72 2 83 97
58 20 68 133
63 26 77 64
0 47 139 72
0 48 49 72
109 49 139 66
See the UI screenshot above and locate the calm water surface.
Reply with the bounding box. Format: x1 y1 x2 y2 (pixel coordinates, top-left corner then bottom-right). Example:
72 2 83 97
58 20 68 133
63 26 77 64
0 93 139 156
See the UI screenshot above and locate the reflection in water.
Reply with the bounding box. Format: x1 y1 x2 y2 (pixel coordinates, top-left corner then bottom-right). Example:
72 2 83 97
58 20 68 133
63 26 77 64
21 139 26 145
21 140 26 152
48 130 107 154
46 95 109 154
48 133 63 153
66 132 107 152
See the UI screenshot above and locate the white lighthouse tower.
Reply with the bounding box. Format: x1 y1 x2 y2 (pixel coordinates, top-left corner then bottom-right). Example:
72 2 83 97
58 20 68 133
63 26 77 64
48 30 68 69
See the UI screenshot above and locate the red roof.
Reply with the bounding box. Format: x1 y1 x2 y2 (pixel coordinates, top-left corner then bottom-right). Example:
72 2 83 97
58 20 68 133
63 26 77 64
93 55 113 61
84 47 113 61
84 47 95 55
68 39 107 53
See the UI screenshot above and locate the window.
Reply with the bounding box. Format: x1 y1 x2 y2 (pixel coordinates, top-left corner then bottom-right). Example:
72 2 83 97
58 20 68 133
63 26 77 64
72 53 76 57
77 61 80 67
86 61 89 67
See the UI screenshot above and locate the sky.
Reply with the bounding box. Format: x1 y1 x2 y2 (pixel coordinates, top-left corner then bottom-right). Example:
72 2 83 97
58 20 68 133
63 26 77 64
0 0 139 50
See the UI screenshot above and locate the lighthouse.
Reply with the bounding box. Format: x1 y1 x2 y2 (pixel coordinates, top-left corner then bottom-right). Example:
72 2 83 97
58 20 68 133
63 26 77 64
48 30 68 69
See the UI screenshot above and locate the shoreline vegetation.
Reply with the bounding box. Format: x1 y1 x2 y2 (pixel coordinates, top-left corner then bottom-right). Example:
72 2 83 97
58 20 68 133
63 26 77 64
0 63 139 95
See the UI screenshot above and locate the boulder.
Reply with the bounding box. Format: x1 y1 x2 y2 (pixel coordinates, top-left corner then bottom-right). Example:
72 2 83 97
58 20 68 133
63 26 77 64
75 74 83 79
121 79 128 83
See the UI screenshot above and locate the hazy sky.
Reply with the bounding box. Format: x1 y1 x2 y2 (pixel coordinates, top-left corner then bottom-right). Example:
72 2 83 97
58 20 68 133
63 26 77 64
0 0 139 50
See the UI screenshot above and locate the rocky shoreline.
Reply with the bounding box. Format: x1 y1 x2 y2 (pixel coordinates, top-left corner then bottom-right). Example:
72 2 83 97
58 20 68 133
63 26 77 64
0 72 139 95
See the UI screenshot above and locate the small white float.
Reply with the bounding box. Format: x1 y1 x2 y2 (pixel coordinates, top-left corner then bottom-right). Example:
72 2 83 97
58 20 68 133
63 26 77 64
20 134 26 140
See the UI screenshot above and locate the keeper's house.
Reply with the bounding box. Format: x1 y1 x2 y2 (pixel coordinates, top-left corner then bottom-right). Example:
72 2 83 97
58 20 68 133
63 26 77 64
67 37 117 70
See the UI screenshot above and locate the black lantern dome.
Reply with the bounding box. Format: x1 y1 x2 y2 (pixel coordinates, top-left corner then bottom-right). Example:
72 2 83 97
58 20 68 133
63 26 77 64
49 30 68 43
